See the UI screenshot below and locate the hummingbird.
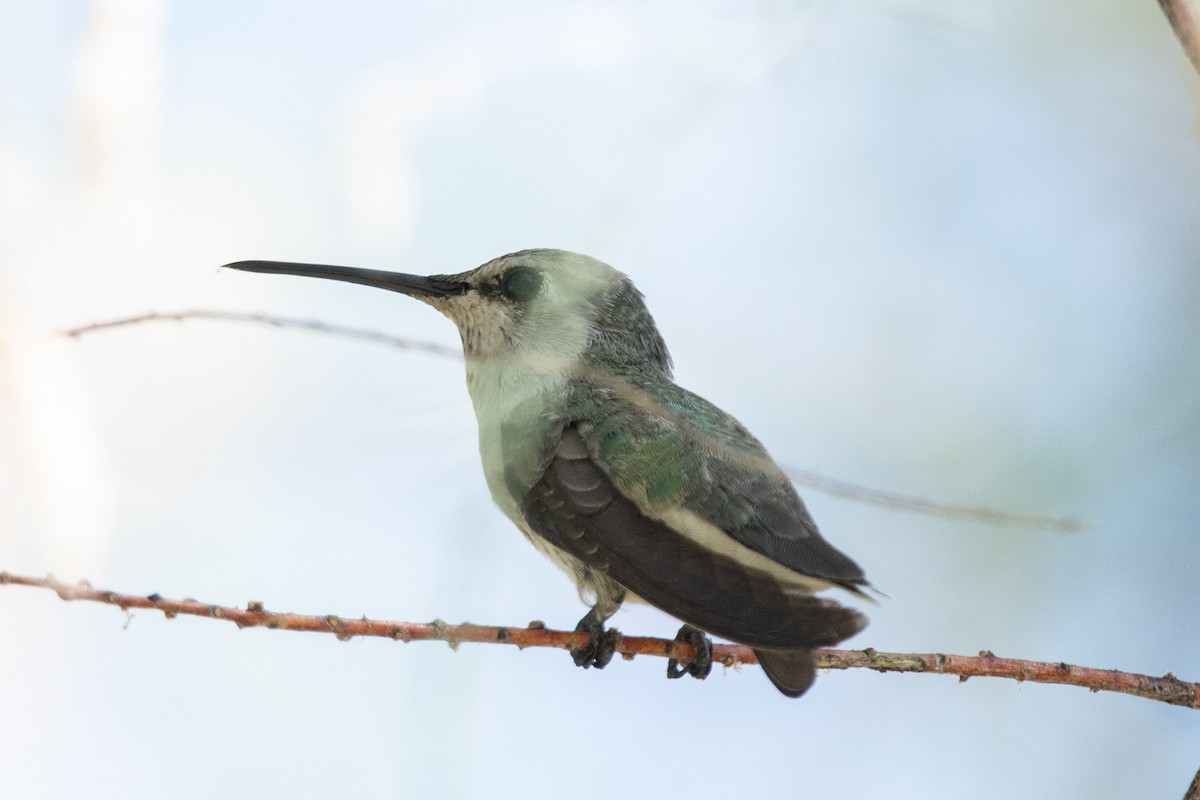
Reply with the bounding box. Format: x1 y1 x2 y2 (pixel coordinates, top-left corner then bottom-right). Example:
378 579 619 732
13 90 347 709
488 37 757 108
225 249 870 697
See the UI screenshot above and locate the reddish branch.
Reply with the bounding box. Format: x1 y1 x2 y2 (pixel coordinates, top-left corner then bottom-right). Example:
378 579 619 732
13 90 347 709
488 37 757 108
3 571 1195 709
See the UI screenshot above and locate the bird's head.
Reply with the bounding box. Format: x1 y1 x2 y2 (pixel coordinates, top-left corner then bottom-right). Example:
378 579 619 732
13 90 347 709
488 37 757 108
225 249 671 374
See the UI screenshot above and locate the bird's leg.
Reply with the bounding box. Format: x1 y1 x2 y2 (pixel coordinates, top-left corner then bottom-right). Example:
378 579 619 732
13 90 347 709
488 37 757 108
667 624 713 681
571 605 620 669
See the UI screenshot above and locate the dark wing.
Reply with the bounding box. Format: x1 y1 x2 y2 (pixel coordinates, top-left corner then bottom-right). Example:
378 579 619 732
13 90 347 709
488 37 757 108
696 464 868 593
517 423 865 650
577 379 869 593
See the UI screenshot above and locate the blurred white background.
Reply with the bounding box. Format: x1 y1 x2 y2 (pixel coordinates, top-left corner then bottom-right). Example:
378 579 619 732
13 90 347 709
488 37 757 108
2 1 1198 797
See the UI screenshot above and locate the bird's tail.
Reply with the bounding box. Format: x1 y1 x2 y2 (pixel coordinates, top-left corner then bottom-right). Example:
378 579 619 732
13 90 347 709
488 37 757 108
753 648 817 698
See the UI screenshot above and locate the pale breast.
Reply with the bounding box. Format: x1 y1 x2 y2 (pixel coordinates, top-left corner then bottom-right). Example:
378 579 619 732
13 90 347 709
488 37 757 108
464 357 567 516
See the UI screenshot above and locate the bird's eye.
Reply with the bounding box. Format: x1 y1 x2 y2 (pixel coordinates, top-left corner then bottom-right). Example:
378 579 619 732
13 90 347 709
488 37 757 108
499 266 542 302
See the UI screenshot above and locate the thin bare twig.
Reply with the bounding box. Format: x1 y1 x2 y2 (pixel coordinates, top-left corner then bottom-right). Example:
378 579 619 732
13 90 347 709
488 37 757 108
64 310 462 359
3 571 1195 709
1159 0 1200 76
781 466 1084 531
61 309 1085 532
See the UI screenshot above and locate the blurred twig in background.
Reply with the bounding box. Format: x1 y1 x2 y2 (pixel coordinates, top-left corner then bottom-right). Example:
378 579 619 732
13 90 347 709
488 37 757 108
1159 0 1200 75
62 310 1086 532
65 310 463 359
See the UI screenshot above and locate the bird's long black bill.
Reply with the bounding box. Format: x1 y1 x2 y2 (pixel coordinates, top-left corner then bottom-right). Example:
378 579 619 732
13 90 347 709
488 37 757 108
223 260 468 298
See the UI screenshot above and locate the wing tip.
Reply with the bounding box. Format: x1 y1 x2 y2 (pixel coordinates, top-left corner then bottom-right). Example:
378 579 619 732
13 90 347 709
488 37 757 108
834 577 884 603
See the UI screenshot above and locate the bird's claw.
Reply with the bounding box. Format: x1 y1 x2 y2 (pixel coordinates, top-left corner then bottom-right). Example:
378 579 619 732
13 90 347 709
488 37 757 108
667 624 713 681
571 609 618 669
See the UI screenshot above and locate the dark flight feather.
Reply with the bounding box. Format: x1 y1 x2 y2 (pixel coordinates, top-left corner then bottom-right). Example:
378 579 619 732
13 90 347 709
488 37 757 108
754 649 818 698
519 425 866 650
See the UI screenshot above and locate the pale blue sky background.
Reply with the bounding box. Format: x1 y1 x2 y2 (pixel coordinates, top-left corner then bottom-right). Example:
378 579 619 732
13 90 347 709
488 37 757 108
1 2 1198 798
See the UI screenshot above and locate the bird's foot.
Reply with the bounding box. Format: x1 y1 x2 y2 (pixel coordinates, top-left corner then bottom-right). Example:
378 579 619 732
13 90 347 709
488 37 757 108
667 624 713 681
571 607 618 669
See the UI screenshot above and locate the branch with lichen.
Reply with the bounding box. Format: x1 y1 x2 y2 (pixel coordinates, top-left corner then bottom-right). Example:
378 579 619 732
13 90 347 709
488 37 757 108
3 571 1195 709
